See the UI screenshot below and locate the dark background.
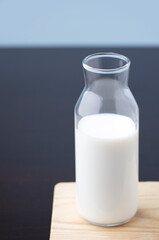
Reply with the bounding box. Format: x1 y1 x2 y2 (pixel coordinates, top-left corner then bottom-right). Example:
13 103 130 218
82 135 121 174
0 47 159 239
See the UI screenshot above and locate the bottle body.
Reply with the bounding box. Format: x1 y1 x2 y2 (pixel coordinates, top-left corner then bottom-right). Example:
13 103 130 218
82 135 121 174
75 53 139 226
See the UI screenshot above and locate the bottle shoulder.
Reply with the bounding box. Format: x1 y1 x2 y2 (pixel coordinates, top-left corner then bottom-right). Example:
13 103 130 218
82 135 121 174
75 86 139 125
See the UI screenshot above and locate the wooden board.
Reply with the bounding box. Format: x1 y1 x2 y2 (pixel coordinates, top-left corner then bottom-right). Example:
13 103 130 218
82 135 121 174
50 182 159 239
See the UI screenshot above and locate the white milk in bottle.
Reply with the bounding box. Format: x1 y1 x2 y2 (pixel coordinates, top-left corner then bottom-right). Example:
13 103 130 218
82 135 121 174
75 113 138 225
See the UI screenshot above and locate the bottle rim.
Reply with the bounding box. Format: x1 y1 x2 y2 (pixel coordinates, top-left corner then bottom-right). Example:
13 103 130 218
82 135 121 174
82 52 131 74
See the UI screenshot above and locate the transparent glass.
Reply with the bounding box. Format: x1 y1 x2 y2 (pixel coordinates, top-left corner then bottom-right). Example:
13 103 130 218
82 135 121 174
74 52 139 226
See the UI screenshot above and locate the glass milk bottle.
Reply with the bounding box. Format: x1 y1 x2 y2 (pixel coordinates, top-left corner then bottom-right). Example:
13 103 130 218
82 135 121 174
74 53 139 226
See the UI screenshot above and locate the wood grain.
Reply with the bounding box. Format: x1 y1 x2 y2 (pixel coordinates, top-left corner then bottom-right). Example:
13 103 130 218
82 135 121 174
50 182 159 240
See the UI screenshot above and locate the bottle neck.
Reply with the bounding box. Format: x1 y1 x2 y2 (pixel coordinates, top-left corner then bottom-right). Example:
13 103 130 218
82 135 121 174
83 68 129 88
82 52 130 88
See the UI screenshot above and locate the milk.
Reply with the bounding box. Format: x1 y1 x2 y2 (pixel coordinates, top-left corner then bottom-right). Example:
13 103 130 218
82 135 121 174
75 113 138 225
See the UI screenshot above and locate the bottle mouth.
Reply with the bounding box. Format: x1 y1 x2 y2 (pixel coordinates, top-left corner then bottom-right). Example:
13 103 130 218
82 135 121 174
82 52 131 74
